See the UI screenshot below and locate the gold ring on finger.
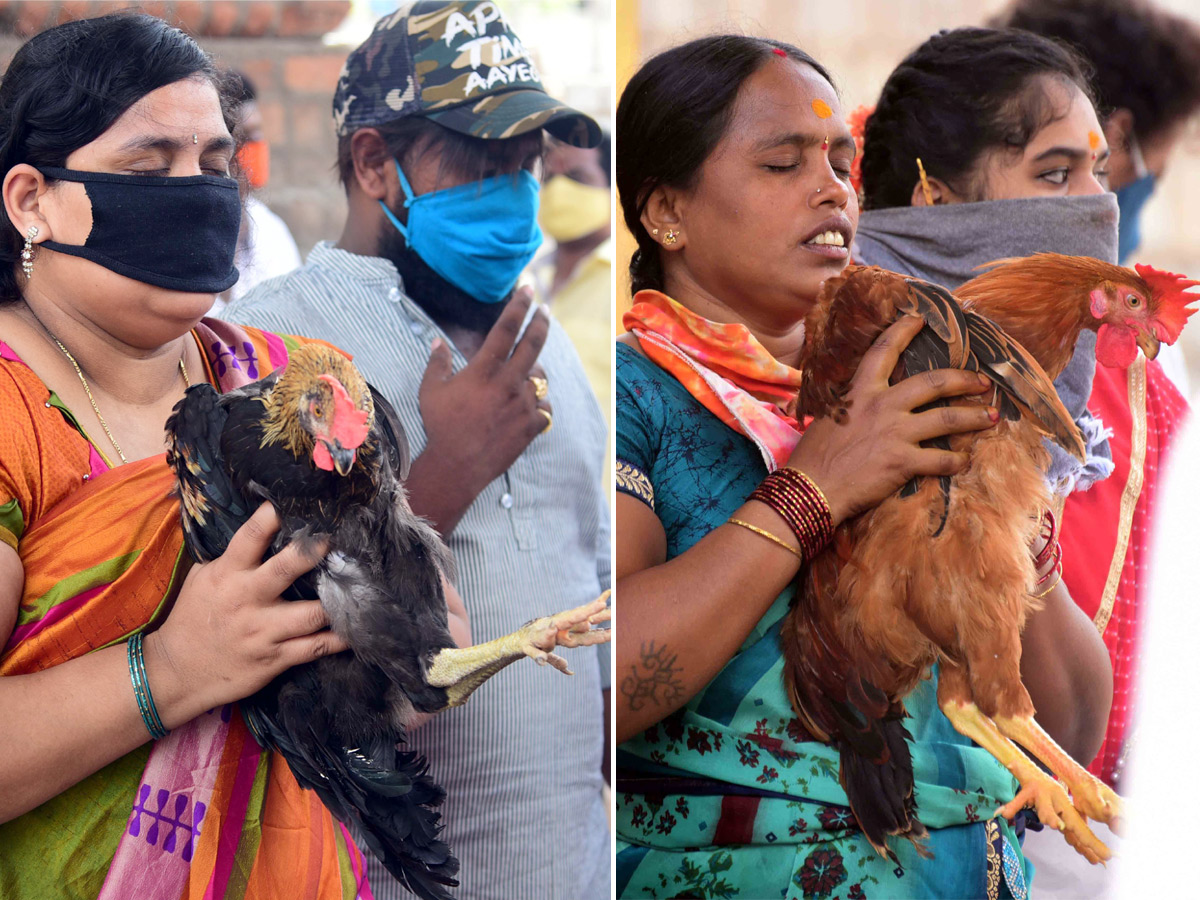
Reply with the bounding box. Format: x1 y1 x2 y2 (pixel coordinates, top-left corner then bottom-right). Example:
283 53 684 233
529 375 549 401
538 408 553 433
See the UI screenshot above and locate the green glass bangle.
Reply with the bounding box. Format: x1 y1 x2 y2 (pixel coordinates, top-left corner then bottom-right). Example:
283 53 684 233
127 632 169 740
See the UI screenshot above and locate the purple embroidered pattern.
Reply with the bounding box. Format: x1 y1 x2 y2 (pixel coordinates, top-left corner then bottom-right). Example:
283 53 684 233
128 784 206 862
210 341 259 379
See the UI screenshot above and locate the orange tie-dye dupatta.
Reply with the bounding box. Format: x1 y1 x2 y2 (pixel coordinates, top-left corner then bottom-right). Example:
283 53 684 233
623 290 805 470
0 319 370 900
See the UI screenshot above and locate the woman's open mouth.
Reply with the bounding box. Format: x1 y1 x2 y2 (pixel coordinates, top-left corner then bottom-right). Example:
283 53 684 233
800 219 852 260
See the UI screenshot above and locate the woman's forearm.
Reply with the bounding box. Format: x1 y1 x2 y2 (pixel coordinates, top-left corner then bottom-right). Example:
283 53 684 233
0 635 213 824
1020 580 1113 765
616 501 803 742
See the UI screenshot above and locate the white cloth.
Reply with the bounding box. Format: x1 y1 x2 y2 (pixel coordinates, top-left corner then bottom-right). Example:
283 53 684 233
213 196 301 315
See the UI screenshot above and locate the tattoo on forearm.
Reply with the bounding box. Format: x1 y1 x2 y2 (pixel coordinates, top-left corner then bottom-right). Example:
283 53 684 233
620 641 685 711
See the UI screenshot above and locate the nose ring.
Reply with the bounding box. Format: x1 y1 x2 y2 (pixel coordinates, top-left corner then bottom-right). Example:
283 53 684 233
816 187 822 194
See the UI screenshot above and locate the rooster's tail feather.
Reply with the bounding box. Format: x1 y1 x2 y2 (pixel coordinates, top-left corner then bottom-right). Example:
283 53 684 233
838 709 929 861
243 695 460 900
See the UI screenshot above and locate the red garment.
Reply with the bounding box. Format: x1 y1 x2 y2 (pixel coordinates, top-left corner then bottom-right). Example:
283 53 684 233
1059 359 1188 786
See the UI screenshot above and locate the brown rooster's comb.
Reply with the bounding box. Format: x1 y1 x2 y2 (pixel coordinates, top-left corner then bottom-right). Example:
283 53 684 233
1134 263 1200 343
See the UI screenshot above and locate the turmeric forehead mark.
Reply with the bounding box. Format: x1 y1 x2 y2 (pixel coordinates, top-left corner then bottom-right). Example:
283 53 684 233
1088 130 1101 150
812 98 833 119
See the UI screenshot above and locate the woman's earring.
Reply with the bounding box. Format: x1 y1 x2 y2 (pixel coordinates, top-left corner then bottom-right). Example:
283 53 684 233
651 228 659 236
21 225 38 278
664 229 679 245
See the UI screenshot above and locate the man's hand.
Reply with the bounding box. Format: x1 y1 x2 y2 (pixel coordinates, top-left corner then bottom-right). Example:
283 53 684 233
409 289 553 534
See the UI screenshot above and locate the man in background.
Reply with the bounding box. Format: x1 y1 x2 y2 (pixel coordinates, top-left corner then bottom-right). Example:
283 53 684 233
222 4 610 898
529 132 612 433
215 71 301 315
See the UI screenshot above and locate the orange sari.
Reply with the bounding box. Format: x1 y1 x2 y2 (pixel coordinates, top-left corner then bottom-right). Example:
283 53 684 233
0 320 371 900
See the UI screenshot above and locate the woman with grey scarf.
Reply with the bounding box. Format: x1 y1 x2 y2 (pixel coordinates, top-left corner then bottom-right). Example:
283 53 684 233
856 25 1190 897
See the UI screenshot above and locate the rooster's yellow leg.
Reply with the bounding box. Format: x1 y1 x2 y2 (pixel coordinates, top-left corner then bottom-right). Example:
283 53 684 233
940 698 1110 864
424 593 611 707
993 714 1122 829
936 662 1111 865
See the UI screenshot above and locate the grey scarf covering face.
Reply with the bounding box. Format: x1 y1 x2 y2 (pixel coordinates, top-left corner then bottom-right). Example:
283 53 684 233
853 193 1121 493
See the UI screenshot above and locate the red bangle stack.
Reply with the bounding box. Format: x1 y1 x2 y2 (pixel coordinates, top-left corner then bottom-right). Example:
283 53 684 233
1032 508 1061 584
749 467 834 560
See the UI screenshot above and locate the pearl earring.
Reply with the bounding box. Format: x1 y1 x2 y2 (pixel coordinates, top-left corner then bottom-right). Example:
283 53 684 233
21 225 38 278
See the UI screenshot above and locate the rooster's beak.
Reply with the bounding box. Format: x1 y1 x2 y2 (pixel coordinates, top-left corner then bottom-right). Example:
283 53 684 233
1137 330 1161 361
331 442 357 476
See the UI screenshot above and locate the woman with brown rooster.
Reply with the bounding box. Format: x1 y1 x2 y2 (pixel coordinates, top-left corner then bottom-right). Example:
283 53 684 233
614 34 1110 899
856 23 1190 897
0 14 477 899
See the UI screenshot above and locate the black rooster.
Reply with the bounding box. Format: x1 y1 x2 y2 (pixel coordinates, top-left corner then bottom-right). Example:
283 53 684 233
165 342 610 900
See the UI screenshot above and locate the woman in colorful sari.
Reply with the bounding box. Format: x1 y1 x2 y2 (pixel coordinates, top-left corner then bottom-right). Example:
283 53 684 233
0 14 469 899
614 35 1113 899
856 25 1189 897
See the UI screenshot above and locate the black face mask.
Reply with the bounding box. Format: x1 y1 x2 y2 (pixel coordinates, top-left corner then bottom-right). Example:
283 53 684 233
36 166 241 293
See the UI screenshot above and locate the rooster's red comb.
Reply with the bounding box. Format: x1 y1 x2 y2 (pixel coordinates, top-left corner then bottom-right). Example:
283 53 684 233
318 373 370 449
1135 263 1200 343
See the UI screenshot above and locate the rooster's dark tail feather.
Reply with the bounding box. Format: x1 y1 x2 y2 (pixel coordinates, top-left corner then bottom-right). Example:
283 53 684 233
243 677 460 900
838 709 929 862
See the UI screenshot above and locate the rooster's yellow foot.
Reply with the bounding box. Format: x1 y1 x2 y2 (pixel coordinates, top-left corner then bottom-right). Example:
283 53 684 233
521 591 612 674
995 770 1111 865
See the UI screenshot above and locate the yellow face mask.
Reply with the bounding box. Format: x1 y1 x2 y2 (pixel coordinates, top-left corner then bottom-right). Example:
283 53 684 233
539 174 611 243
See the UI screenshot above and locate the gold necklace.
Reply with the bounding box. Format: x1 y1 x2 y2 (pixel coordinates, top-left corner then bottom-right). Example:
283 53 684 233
25 306 190 465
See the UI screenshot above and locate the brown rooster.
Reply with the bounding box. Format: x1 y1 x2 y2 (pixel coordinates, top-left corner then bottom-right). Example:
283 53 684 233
782 254 1197 864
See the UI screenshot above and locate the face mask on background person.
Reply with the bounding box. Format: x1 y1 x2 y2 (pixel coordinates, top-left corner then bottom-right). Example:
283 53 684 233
236 139 270 192
36 166 241 293
379 158 543 304
1115 131 1157 265
538 174 609 244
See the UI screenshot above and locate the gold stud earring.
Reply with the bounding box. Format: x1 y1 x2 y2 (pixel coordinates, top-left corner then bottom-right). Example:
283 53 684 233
21 225 38 278
664 229 679 245
651 228 659 236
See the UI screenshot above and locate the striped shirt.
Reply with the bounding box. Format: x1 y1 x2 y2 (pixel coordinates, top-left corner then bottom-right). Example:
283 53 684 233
222 242 611 900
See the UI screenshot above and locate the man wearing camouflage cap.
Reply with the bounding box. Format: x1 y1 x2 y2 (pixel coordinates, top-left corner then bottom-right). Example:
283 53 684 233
222 3 610 898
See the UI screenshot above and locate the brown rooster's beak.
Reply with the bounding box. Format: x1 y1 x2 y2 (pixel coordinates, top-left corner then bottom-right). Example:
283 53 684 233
1136 330 1161 361
330 441 357 476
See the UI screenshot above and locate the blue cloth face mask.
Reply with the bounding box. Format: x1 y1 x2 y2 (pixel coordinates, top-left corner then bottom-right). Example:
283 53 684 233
379 159 543 304
1115 173 1156 264
1115 132 1156 264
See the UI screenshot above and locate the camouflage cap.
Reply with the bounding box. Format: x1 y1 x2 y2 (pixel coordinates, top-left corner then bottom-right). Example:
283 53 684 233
332 1 600 148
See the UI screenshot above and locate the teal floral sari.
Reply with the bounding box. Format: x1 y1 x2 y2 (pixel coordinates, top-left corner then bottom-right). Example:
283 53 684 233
615 344 1033 899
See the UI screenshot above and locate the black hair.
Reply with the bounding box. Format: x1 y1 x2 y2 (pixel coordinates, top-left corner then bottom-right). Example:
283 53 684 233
0 13 240 305
993 0 1200 145
616 35 834 294
860 27 1096 210
232 69 258 105
336 116 543 193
